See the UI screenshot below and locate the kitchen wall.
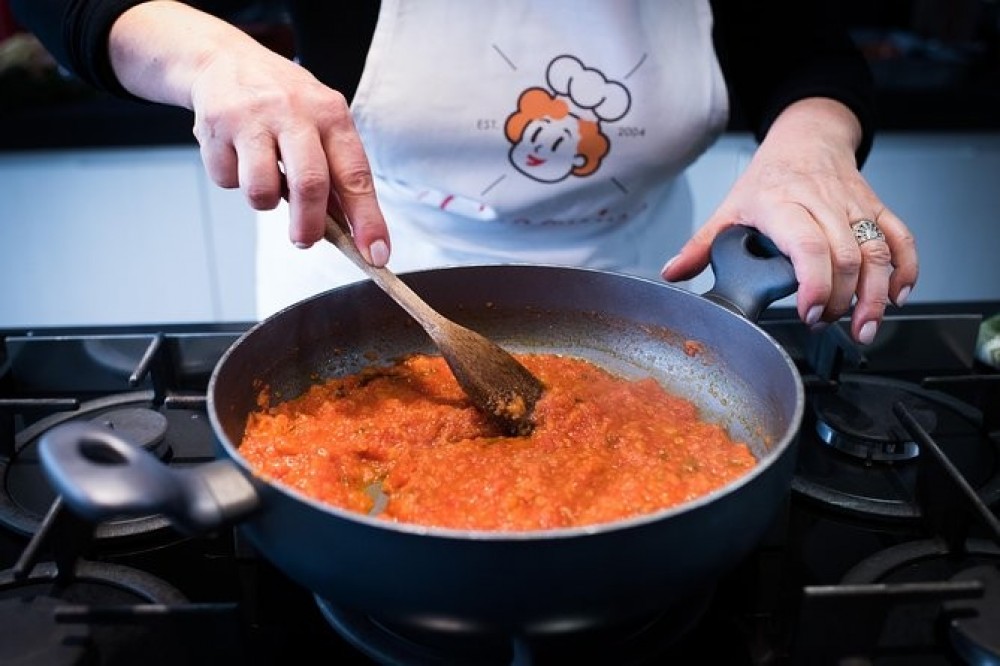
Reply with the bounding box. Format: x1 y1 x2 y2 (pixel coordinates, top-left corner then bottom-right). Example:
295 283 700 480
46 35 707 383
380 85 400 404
1 131 999 328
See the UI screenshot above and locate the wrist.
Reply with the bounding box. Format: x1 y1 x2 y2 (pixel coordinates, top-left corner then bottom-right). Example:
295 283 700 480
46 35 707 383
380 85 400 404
764 98 864 161
108 1 256 109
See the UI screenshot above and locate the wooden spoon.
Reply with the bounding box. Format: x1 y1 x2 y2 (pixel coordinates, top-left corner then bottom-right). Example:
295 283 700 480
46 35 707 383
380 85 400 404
323 213 544 435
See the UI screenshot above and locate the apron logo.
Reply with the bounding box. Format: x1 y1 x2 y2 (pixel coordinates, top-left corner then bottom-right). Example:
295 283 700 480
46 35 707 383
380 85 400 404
505 55 631 184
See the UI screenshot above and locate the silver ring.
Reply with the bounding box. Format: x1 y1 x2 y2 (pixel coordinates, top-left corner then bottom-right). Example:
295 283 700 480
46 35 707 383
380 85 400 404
851 219 886 245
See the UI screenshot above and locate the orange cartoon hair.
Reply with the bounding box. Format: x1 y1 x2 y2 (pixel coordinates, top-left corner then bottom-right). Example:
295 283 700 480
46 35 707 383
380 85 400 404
504 88 610 177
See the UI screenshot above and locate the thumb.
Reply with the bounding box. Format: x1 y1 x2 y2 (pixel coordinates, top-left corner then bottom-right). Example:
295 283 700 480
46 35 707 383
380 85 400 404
661 223 719 282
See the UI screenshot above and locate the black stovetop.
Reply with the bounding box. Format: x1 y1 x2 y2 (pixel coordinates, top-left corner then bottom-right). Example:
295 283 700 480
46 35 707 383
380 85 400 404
1 303 998 665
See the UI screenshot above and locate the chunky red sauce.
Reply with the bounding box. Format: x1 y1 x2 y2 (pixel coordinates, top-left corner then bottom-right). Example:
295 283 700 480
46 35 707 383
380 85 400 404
240 353 757 531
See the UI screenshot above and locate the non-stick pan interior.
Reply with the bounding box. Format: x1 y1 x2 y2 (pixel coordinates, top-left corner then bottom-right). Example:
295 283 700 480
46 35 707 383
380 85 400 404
211 265 802 464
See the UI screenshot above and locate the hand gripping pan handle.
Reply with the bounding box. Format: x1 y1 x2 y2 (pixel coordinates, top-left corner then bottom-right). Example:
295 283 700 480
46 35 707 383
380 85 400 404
702 225 798 322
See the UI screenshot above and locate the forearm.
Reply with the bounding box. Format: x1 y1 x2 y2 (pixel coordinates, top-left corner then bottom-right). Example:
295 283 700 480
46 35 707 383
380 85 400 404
108 1 263 109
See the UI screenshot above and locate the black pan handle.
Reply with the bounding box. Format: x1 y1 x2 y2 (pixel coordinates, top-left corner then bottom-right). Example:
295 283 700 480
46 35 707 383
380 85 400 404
38 421 260 534
701 225 798 322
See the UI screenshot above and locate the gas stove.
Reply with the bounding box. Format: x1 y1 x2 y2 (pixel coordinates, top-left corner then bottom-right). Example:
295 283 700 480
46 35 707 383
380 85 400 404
1 303 998 665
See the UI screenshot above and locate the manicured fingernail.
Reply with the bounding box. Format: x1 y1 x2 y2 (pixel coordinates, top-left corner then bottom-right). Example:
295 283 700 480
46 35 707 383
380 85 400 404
369 239 389 267
660 254 680 276
805 304 824 327
859 320 878 345
293 241 312 249
895 285 911 307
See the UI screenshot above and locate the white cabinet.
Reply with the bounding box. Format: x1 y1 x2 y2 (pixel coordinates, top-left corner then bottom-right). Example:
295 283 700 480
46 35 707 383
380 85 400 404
0 147 255 327
860 133 1000 303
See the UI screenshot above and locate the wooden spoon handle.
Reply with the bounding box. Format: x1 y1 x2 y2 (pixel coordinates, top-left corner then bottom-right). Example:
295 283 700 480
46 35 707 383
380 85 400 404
323 214 446 334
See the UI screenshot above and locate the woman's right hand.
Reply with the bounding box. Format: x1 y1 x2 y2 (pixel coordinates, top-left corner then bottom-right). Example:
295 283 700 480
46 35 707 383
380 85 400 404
108 1 390 265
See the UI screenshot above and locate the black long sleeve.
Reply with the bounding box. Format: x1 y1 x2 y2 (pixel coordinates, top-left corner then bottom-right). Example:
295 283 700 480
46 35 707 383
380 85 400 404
11 0 874 163
711 0 875 165
10 0 380 101
10 0 151 97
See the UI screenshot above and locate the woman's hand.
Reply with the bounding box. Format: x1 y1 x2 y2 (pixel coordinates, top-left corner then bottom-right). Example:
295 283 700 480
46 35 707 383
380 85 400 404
108 1 390 264
662 98 918 345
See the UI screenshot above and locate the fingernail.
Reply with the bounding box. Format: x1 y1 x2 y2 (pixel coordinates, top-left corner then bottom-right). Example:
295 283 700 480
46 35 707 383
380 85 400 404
293 241 312 250
895 285 911 307
660 254 680 276
369 239 389 267
809 321 829 334
805 304 824 327
859 320 878 345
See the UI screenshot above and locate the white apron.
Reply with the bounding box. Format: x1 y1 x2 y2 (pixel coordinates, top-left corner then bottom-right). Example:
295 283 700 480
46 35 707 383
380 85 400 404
255 0 729 318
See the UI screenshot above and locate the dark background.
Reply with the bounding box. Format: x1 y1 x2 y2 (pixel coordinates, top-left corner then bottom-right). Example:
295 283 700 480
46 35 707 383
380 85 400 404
842 0 1000 130
1 0 998 151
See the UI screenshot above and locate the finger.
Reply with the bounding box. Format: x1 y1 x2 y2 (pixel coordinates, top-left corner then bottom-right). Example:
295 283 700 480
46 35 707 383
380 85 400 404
195 126 240 189
878 209 919 305
815 209 863 323
660 222 715 282
233 127 282 212
848 224 892 344
276 126 331 248
752 208 839 328
322 114 390 266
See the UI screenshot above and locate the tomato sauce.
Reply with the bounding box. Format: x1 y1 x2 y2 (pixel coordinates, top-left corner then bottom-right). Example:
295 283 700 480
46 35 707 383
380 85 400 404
240 353 757 531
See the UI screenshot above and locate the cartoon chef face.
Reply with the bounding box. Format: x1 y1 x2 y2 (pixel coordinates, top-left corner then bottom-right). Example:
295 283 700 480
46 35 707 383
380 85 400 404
505 55 631 184
506 92 593 183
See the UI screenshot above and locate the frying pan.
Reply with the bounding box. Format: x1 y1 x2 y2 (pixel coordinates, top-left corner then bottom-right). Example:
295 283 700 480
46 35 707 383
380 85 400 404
38 226 803 635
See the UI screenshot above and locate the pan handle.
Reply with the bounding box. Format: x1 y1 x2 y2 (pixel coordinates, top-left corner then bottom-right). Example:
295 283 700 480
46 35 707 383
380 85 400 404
701 225 798 322
38 421 260 534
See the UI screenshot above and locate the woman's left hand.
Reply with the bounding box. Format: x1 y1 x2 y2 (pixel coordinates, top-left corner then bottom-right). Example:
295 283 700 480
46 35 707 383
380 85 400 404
662 98 919 345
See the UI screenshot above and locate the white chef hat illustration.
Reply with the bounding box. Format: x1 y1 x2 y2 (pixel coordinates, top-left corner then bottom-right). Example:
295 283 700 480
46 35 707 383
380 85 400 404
546 55 631 123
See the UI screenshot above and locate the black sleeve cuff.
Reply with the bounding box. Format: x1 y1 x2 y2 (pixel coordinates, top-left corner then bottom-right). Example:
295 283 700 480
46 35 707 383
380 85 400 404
11 0 156 99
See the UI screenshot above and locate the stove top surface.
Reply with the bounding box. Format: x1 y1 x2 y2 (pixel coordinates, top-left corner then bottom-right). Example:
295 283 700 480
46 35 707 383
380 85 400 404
2 304 998 665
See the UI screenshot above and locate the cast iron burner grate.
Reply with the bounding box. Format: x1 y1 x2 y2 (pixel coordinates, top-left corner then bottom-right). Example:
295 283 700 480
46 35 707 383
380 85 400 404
0 559 243 666
795 538 1000 664
794 376 1000 522
812 376 938 461
0 391 215 543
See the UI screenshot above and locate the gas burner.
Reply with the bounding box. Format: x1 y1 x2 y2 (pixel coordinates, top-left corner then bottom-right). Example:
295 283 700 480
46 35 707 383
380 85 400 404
793 376 1000 521
313 590 753 665
0 560 187 666
89 407 169 456
794 538 1000 664
946 564 1000 664
846 539 1000 664
812 376 937 461
0 391 215 543
841 537 1000 585
0 559 245 666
